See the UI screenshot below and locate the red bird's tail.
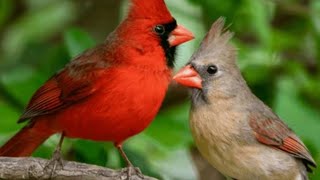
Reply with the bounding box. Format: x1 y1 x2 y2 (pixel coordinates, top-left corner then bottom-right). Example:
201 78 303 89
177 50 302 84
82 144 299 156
0 121 54 157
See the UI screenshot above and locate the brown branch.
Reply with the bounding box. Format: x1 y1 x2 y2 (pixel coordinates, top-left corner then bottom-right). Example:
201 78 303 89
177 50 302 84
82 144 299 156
0 157 157 180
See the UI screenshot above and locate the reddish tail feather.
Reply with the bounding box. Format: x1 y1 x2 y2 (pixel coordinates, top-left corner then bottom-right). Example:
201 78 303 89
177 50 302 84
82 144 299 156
0 120 55 157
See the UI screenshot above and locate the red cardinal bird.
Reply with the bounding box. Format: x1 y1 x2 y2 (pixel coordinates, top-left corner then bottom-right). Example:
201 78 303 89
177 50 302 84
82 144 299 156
0 0 194 173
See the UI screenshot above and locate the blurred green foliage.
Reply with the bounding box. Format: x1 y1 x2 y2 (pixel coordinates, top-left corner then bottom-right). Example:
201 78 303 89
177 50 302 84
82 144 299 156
0 0 319 179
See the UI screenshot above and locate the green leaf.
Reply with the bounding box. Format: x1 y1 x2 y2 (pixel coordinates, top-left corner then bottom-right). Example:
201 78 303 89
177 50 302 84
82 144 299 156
0 0 12 28
2 1 76 61
1 66 48 105
0 101 20 133
244 0 273 47
63 28 96 58
145 102 193 148
72 139 108 166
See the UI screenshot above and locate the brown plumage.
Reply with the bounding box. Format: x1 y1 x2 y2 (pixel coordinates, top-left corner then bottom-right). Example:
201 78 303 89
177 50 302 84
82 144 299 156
174 17 316 180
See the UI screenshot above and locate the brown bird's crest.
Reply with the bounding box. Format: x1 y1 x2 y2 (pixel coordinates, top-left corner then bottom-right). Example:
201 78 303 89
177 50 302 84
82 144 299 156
190 17 236 63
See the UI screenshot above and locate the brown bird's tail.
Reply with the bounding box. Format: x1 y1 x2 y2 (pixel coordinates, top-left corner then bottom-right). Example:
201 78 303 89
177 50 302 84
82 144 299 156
0 121 55 157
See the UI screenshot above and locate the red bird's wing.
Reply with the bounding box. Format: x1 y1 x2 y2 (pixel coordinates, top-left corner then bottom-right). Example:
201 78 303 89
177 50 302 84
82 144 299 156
249 113 317 171
19 46 108 122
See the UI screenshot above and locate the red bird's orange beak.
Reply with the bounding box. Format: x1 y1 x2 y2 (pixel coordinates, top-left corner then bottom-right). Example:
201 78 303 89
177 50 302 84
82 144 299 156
173 65 202 89
168 25 194 47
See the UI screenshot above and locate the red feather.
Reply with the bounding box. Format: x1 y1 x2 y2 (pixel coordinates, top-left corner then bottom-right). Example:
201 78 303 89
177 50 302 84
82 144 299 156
129 0 173 22
249 114 316 171
19 46 108 122
18 78 63 121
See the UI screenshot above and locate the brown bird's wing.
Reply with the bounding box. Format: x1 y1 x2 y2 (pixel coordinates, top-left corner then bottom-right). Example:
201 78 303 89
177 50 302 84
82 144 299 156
249 114 317 172
19 45 109 122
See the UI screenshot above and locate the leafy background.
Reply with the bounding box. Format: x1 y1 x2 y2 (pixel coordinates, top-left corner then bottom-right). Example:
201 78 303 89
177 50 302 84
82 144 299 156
0 0 319 179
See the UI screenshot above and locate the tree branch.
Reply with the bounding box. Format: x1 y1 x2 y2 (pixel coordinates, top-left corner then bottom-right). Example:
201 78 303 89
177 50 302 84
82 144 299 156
0 157 157 180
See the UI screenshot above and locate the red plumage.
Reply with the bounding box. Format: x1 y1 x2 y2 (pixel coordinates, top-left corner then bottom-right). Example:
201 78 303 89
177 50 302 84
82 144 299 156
0 0 193 158
128 0 173 22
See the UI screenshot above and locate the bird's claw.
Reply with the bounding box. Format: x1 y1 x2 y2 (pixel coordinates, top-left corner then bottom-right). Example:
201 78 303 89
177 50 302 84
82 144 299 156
119 166 144 180
43 147 64 177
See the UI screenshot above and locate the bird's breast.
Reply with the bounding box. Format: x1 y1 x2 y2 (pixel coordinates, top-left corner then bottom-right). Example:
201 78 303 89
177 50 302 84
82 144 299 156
54 67 171 143
190 104 303 179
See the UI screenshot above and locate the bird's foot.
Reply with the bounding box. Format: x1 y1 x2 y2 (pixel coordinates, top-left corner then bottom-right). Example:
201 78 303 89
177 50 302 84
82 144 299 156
119 166 144 180
43 147 64 177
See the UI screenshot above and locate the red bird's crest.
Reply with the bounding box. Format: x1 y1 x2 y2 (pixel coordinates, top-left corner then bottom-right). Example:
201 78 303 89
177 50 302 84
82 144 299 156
129 0 173 23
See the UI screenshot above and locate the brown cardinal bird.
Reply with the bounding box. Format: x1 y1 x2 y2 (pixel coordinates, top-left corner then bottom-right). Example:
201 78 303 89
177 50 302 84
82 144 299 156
174 18 316 180
0 0 193 175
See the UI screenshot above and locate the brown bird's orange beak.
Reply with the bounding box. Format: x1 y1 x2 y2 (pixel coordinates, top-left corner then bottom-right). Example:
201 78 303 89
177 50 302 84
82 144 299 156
168 25 194 47
173 65 202 89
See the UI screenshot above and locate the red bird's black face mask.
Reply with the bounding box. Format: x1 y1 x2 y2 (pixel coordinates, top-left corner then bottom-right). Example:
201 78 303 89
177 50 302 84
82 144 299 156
153 19 194 68
154 19 178 68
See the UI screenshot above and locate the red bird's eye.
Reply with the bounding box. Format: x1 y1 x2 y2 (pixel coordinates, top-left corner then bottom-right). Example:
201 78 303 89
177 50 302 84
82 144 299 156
154 25 165 35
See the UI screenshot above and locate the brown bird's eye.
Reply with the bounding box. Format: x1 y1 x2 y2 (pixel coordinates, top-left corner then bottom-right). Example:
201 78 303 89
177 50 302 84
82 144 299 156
207 65 218 75
154 25 165 35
